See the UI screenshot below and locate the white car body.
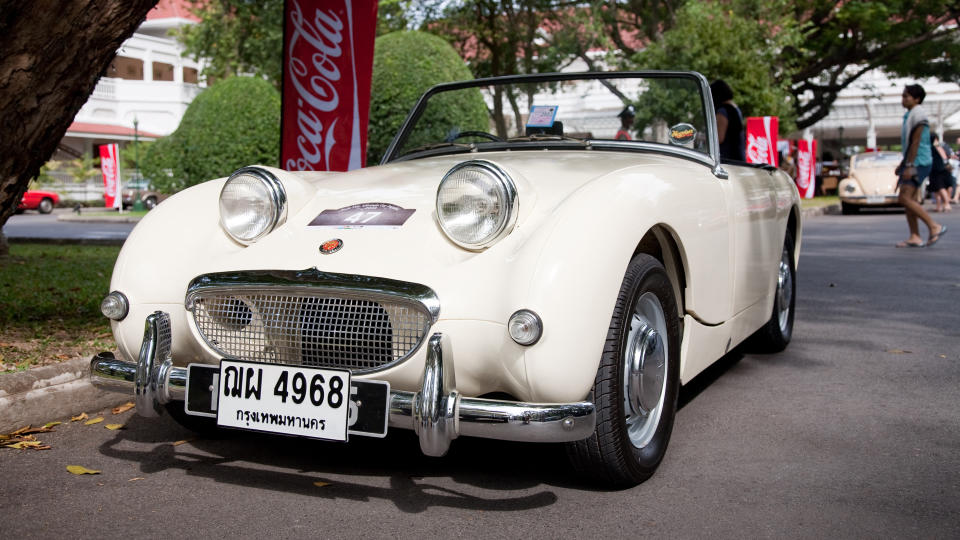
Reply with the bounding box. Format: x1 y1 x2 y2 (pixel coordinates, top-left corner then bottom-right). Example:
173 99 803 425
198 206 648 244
92 71 801 486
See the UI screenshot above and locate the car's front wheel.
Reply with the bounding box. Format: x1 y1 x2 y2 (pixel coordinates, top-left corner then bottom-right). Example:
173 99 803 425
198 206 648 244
38 198 54 214
567 254 680 487
144 196 158 210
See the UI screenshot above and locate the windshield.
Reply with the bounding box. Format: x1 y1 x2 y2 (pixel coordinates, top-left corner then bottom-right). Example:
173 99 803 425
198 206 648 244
384 72 712 163
853 152 901 167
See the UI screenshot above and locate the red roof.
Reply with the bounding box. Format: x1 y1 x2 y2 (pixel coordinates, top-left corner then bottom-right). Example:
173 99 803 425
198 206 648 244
67 122 162 139
146 0 200 22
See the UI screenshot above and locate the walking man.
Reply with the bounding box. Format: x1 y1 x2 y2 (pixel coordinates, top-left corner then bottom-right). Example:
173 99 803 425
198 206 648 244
896 84 946 247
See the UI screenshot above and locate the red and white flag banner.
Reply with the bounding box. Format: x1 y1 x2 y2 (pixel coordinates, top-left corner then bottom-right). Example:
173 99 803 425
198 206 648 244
745 116 779 167
281 0 378 172
796 139 817 199
99 143 121 209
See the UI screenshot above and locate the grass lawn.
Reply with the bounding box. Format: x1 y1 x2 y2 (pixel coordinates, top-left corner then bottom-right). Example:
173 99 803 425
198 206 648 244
0 243 118 373
801 195 839 209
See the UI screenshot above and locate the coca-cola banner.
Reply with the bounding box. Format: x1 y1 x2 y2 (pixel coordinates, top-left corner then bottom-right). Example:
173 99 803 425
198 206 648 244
796 139 817 199
281 0 378 172
745 116 779 167
99 143 121 209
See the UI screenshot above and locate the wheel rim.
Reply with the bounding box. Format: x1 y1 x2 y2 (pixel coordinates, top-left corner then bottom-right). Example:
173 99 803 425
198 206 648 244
776 247 793 334
622 291 668 449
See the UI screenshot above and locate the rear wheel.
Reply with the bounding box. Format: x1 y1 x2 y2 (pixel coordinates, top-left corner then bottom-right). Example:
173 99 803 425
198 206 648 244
566 254 680 487
144 196 158 210
38 198 54 214
746 230 796 352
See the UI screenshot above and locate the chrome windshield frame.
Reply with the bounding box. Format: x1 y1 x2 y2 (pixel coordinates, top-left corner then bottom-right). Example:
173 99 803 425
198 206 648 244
381 70 722 175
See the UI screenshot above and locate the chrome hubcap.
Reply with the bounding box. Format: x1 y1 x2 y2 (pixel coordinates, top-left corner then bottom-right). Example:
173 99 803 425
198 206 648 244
623 292 668 449
777 247 793 334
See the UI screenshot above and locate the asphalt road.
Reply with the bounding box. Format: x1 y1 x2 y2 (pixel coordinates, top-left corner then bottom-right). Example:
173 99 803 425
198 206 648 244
1 208 958 538
3 209 135 242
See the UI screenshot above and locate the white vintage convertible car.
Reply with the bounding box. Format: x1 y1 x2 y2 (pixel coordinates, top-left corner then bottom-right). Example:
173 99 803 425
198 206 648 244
91 71 801 487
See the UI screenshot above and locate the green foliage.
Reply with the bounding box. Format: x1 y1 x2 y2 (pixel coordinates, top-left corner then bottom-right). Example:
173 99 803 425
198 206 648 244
120 140 152 173
142 77 281 191
634 0 801 132
178 0 284 89
367 31 486 164
66 156 102 184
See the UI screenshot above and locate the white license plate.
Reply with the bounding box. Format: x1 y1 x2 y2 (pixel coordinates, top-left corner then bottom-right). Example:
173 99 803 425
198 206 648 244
216 360 351 441
866 195 886 204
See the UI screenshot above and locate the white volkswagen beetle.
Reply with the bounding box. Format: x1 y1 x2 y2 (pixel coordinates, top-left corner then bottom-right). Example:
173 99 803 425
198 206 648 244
91 71 801 487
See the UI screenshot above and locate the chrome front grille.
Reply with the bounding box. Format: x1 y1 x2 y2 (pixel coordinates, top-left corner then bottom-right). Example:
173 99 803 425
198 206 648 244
186 271 439 373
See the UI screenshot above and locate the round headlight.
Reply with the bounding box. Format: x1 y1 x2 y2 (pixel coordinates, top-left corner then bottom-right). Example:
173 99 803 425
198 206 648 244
219 167 287 245
436 160 518 249
101 291 129 321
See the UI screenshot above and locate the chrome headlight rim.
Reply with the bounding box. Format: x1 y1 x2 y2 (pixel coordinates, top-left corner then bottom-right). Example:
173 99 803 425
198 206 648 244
219 166 288 245
436 160 519 250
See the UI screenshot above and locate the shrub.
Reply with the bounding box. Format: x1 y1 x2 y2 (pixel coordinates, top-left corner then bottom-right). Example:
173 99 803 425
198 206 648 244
367 31 486 164
142 77 280 191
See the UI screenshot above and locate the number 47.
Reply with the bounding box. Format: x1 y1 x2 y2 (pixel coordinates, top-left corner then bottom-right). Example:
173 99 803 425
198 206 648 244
343 211 382 224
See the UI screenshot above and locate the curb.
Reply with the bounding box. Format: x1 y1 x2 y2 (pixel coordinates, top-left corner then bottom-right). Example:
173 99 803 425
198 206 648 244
56 214 142 224
0 356 128 433
800 203 840 219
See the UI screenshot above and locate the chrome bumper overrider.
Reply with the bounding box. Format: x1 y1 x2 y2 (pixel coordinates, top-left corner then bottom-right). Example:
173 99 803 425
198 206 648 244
90 311 596 456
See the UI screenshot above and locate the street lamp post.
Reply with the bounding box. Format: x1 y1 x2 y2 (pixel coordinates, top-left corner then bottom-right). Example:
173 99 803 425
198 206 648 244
132 117 144 211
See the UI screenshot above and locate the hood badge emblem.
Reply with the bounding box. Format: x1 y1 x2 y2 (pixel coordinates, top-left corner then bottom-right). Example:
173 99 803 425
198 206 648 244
320 239 343 254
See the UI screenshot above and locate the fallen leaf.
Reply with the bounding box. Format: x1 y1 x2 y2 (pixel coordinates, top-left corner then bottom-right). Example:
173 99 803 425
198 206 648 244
9 426 31 436
43 421 62 429
940 354 947 359
18 426 55 435
171 439 192 446
313 481 332 488
5 441 44 449
128 477 145 482
71 413 89 422
104 424 125 430
112 402 135 414
84 417 104 425
66 465 101 475
886 349 912 354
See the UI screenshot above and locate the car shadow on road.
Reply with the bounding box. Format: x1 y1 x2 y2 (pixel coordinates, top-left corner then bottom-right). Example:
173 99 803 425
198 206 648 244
97 410 622 510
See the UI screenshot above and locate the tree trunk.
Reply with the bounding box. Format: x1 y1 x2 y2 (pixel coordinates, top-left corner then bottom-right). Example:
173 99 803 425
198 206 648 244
0 0 158 256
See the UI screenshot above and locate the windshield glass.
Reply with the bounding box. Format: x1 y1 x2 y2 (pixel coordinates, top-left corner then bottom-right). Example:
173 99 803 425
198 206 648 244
853 152 901 167
386 73 711 162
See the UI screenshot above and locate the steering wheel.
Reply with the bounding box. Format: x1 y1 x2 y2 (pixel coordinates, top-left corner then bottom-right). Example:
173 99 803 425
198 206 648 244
449 130 503 142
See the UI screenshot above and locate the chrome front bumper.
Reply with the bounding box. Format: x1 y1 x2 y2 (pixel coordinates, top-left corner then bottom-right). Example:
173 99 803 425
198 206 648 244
90 311 596 456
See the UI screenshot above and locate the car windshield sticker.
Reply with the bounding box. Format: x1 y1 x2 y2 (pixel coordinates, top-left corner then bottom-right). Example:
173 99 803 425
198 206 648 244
309 203 415 228
526 105 558 128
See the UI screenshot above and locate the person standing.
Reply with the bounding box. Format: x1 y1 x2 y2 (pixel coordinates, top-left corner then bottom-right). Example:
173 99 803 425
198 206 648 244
896 84 946 247
930 133 953 212
615 105 635 141
711 79 745 161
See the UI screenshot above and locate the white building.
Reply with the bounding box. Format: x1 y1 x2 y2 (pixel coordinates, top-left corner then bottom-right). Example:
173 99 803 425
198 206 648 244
54 0 203 162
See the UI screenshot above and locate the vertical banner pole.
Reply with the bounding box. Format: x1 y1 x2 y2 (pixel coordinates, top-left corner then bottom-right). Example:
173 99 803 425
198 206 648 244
280 0 379 172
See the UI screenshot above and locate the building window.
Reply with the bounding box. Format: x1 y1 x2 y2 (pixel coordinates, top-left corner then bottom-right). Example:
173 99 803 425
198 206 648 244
106 56 144 80
183 67 198 84
153 62 174 82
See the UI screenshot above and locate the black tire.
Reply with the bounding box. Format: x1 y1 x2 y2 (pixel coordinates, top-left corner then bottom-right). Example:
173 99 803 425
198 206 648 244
164 401 224 436
566 254 681 487
745 230 796 353
840 201 858 215
144 196 158 210
38 198 54 214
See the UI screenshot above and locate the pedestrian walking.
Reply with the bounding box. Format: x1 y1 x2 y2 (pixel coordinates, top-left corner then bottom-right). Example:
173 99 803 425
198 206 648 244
930 133 952 212
896 84 947 248
615 105 635 141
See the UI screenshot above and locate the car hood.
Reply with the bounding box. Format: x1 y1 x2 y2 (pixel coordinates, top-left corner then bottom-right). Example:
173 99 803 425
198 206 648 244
849 166 898 194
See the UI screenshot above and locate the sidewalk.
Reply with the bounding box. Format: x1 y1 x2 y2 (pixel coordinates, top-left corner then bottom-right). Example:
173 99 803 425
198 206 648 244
0 203 840 433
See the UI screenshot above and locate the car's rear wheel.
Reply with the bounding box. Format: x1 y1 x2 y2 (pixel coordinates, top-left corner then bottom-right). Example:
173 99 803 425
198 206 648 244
746 230 796 353
38 198 54 214
144 196 158 210
566 254 680 487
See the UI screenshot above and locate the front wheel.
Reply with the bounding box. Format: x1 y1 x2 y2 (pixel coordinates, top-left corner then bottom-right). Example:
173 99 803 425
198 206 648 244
144 196 158 210
567 254 680 487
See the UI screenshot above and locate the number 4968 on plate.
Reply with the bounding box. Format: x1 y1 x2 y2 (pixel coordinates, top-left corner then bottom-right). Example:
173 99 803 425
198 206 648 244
216 359 351 441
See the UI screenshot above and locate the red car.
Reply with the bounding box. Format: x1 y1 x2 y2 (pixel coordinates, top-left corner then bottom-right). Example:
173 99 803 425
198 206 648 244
17 190 59 214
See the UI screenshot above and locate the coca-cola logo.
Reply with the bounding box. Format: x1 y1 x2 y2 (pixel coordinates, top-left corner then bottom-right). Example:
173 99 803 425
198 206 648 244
796 149 812 189
746 133 770 165
285 0 353 171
